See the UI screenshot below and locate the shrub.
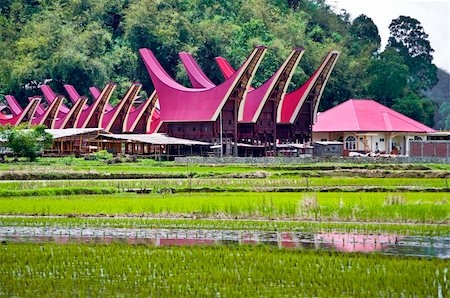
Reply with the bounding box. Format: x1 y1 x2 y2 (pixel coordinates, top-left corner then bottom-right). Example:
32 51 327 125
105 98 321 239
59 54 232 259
90 150 113 160
0 124 52 161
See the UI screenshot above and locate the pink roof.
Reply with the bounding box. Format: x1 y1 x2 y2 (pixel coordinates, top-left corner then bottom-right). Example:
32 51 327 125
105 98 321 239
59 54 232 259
102 83 141 132
64 84 90 111
40 85 71 114
179 52 215 89
4 95 23 117
124 91 159 133
0 97 40 126
139 46 267 127
76 83 116 128
216 51 340 124
181 49 304 123
30 96 63 128
90 87 114 112
277 51 340 123
313 99 435 133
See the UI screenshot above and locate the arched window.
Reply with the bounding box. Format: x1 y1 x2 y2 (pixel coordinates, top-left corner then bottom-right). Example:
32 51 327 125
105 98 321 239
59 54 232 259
345 136 356 150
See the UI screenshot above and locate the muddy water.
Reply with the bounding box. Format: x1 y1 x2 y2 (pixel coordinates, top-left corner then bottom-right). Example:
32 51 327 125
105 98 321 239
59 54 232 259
1 226 448 258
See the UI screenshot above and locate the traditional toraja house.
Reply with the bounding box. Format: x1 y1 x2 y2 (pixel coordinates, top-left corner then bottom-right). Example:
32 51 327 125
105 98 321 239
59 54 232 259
139 46 268 156
1 46 341 157
0 96 40 126
180 48 305 154
312 99 435 156
215 50 340 149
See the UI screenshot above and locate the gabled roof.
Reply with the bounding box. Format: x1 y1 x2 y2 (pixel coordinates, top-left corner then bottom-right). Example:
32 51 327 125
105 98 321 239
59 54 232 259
313 99 435 133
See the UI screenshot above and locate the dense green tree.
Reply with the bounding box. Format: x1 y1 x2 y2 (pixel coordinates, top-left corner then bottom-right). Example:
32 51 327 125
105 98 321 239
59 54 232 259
348 14 380 55
0 0 439 128
436 102 450 130
387 16 437 91
0 125 53 161
391 93 435 127
367 48 409 106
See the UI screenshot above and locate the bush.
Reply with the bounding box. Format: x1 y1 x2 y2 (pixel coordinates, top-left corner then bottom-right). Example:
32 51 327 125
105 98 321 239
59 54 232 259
0 125 52 162
90 150 113 161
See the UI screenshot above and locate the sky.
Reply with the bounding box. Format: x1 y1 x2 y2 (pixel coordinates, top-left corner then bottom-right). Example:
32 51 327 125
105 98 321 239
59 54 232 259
326 0 450 73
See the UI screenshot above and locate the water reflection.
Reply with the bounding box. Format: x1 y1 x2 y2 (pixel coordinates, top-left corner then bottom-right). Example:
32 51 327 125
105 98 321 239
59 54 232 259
0 227 448 259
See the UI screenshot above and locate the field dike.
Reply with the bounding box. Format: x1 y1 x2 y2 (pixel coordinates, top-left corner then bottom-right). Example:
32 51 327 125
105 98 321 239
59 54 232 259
1 169 450 180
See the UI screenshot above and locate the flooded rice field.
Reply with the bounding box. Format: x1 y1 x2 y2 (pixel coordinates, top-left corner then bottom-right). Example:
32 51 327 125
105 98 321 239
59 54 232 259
1 226 448 259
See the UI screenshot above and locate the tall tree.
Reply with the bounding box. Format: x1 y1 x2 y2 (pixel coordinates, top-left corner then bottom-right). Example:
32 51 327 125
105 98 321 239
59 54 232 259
367 48 409 106
391 93 435 127
348 14 380 55
387 15 437 91
436 102 450 130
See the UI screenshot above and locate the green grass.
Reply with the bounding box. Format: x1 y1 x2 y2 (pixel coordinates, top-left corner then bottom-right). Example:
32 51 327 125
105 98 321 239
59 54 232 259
0 243 447 297
0 157 449 177
0 187 118 197
0 192 448 223
1 216 448 236
1 177 450 191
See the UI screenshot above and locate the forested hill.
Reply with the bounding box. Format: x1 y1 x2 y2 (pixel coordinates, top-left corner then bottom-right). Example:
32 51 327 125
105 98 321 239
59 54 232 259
0 0 446 128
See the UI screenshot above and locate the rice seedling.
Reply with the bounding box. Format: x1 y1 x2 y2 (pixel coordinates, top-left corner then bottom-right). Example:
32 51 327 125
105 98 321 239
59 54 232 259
1 177 449 193
0 243 447 296
0 192 448 223
1 216 448 236
0 158 449 178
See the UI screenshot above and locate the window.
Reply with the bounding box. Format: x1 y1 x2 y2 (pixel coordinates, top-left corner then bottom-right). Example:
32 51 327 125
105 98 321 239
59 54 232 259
345 136 356 150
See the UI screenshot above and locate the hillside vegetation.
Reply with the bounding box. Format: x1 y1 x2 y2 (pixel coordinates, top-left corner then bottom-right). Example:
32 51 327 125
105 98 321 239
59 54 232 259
0 0 445 127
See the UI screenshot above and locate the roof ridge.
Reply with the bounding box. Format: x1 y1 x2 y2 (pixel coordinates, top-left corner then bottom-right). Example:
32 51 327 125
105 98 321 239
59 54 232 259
350 100 360 130
386 109 434 132
382 112 392 131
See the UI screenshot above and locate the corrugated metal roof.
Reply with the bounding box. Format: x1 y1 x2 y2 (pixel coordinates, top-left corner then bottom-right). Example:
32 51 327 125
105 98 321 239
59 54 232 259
313 99 435 133
46 128 110 139
99 133 211 146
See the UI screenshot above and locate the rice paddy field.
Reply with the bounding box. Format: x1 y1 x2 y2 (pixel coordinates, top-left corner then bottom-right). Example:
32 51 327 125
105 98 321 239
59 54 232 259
0 158 449 296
